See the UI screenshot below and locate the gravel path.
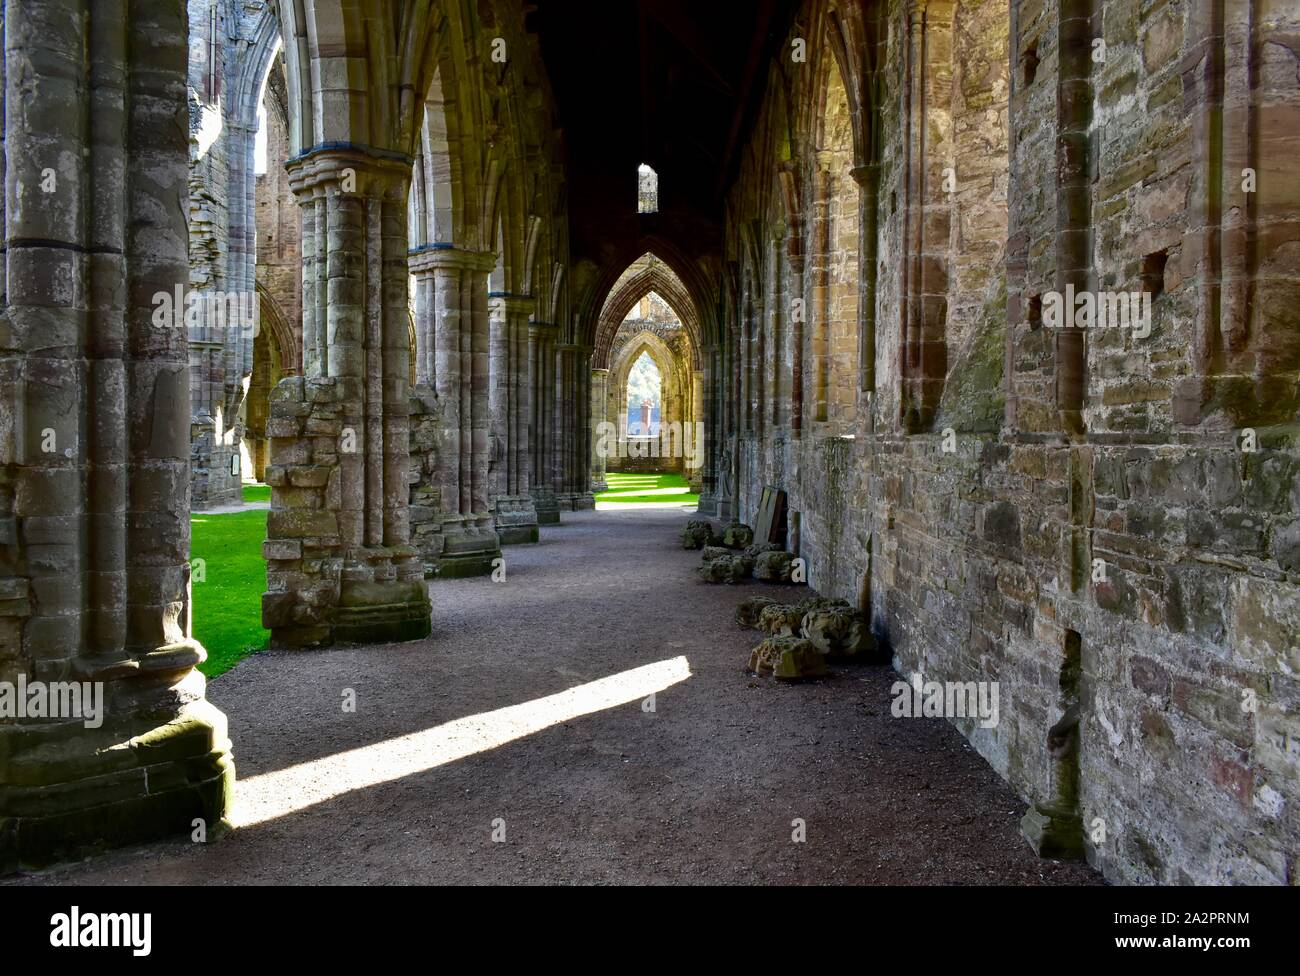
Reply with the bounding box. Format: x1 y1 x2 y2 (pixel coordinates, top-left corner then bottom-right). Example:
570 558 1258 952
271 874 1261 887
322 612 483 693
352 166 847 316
8 508 1101 885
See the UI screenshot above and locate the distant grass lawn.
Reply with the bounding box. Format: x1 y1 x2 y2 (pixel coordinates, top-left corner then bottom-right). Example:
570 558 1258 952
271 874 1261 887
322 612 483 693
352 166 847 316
242 483 271 503
595 472 699 508
192 506 269 678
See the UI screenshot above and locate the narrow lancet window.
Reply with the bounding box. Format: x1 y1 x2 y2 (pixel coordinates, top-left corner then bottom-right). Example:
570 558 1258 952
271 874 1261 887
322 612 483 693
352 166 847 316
637 163 658 213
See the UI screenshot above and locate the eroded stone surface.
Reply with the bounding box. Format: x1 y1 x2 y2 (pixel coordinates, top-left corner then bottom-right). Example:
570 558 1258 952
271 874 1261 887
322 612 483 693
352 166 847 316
748 636 828 681
736 595 779 629
680 519 717 549
753 550 795 582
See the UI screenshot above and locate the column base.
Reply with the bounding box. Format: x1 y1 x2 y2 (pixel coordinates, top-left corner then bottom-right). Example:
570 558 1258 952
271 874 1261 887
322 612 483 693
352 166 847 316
0 671 234 874
591 476 608 493
531 487 561 524
494 494 540 545
556 492 595 511
1020 804 1086 861
435 513 503 578
333 579 432 644
264 538 430 647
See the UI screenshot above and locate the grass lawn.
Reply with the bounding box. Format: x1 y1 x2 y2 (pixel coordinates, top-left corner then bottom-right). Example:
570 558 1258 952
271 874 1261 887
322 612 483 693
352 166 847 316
191 507 269 678
595 472 699 508
242 483 271 503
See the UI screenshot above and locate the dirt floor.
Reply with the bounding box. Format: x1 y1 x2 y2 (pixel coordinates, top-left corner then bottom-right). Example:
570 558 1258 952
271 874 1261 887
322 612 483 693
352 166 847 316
7 507 1101 886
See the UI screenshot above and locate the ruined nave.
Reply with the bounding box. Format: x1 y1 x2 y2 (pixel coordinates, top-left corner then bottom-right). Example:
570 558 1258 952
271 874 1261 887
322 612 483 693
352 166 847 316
0 0 1296 887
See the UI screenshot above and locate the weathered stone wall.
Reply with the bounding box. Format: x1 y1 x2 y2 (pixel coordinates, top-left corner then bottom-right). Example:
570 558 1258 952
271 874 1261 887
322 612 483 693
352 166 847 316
254 55 302 370
721 0 1300 885
187 0 279 508
244 54 300 482
261 377 345 648
262 373 431 647
187 0 241 508
408 388 445 576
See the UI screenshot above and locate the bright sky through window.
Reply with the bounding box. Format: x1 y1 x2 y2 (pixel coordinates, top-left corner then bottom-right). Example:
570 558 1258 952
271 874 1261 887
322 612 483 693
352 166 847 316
637 163 658 213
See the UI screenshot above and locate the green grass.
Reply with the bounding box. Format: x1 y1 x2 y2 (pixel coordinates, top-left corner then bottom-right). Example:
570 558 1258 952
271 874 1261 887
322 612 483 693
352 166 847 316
191 508 269 678
190 474 695 678
595 472 699 507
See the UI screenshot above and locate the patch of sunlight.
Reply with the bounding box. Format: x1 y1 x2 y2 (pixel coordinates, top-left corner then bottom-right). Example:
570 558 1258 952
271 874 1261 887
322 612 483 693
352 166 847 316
232 656 693 827
194 101 224 159
600 487 689 498
594 500 696 510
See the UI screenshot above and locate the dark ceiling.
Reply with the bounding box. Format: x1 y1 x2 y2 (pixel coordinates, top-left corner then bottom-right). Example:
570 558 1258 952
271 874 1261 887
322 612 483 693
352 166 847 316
527 0 799 275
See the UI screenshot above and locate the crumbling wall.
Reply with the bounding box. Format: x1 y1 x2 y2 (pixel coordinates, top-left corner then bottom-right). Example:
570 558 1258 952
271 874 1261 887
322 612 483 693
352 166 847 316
261 377 345 648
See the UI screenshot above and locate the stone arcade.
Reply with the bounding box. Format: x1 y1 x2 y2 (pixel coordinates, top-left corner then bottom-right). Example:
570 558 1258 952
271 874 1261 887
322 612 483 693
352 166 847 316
0 0 1297 885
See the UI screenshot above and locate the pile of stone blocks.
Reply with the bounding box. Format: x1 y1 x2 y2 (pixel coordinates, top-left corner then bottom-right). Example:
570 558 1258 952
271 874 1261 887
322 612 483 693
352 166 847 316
699 551 754 583
692 521 803 586
739 595 881 680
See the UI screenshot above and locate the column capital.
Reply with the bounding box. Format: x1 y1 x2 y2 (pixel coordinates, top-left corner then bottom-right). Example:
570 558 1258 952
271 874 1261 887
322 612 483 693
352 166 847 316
489 292 536 317
286 145 412 200
850 162 880 188
528 320 560 338
409 245 496 275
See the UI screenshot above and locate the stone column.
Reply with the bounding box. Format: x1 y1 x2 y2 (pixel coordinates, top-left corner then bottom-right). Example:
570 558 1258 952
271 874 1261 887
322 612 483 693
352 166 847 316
405 246 501 577
412 264 437 387
719 323 741 521
554 343 575 509
688 367 705 492
490 294 539 544
0 0 233 870
590 367 610 492
555 344 594 510
577 350 595 506
223 116 257 487
695 343 720 514
529 322 561 523
262 148 430 645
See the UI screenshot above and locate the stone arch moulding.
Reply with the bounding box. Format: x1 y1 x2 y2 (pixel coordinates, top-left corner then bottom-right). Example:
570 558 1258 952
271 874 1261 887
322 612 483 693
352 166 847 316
592 259 704 371
579 234 719 353
256 281 299 375
231 4 283 134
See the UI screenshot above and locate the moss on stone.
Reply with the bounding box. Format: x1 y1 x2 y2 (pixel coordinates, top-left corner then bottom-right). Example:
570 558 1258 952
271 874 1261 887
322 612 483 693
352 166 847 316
935 277 1006 433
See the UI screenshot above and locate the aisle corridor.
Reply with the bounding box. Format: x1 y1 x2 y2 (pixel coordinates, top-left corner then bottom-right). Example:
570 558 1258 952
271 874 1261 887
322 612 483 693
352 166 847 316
8 511 1098 886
